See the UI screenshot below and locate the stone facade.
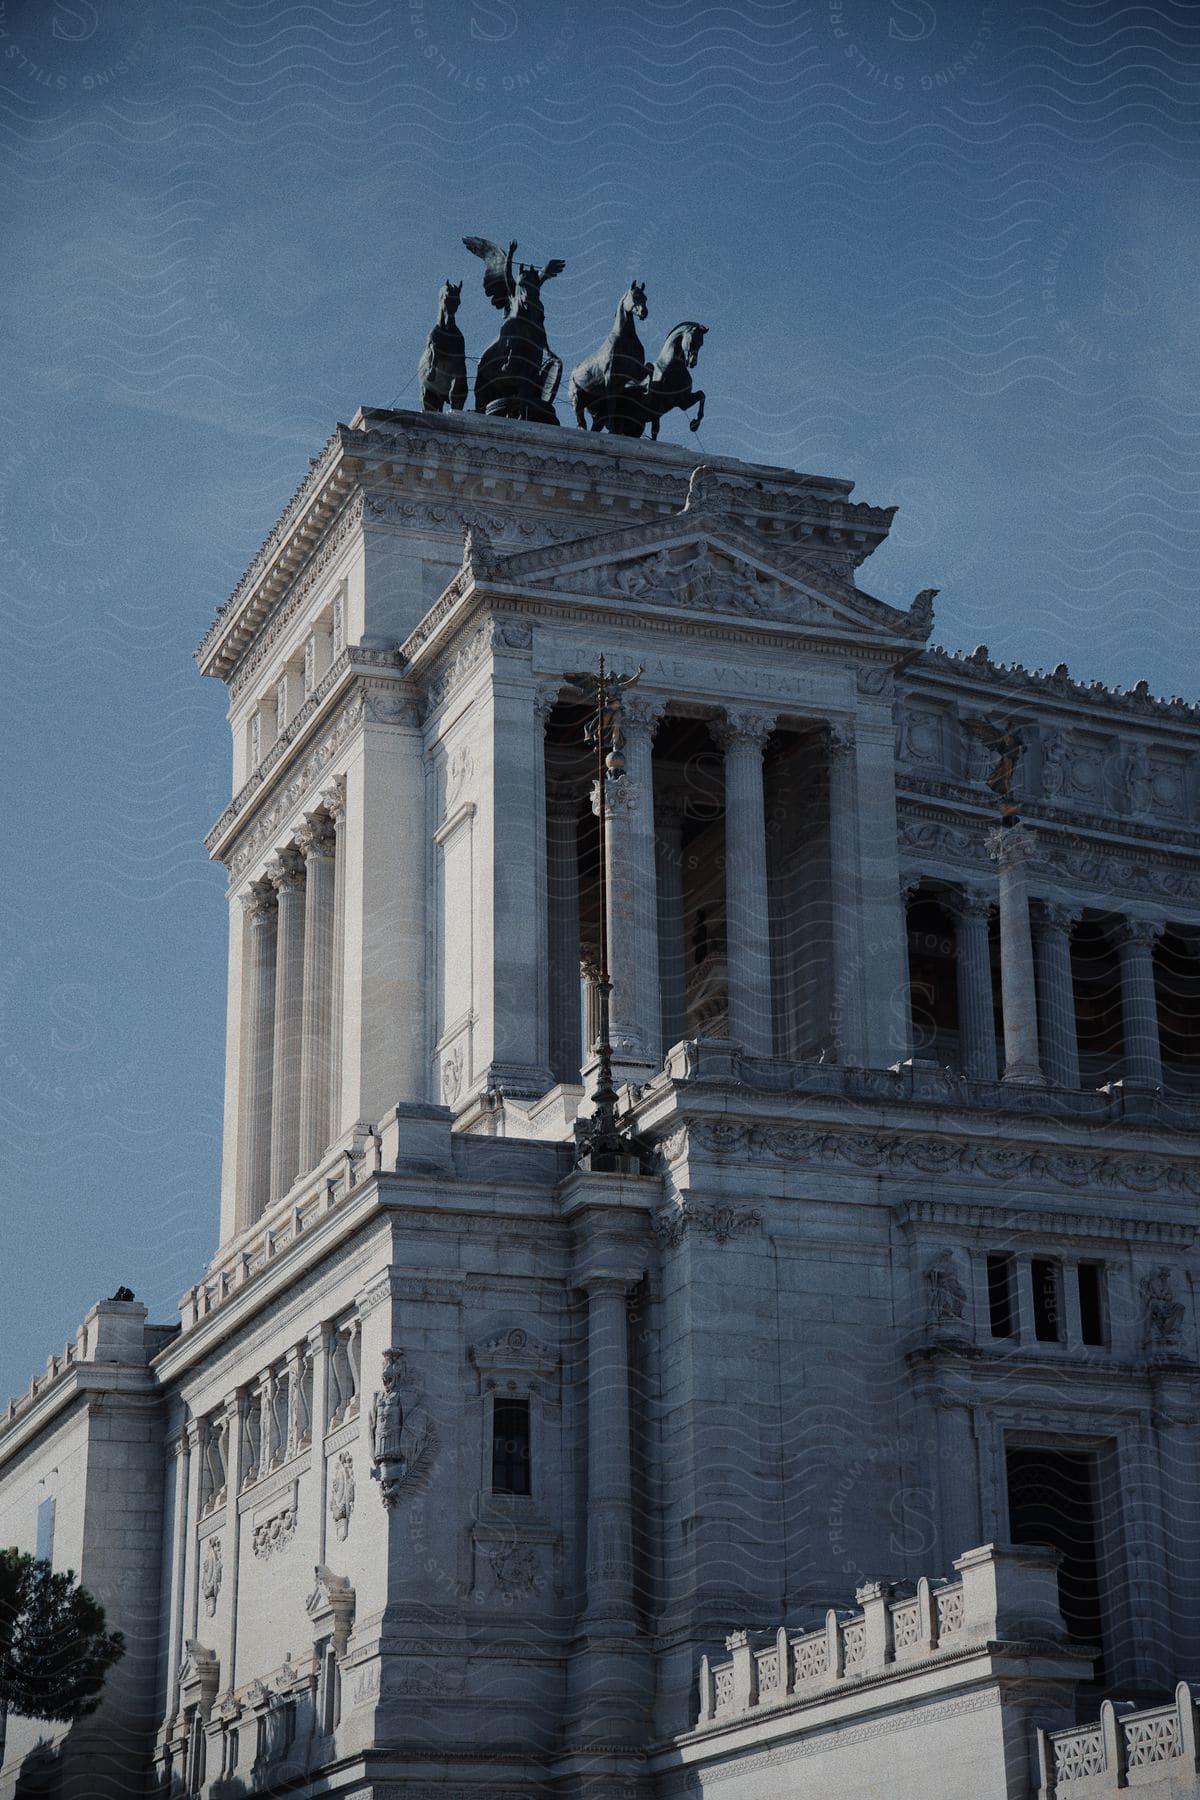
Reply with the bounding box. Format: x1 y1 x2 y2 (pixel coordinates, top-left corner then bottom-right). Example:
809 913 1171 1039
2 407 1200 1797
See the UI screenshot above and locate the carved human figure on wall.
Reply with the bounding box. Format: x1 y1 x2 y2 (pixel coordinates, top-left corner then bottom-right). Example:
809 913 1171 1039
926 1250 968 1335
1142 1266 1185 1354
370 1350 406 1466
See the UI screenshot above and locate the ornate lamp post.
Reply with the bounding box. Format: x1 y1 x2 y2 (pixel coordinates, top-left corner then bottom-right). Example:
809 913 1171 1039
566 655 645 1172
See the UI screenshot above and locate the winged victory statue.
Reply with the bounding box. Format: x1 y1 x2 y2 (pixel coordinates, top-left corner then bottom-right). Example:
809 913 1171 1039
462 235 566 424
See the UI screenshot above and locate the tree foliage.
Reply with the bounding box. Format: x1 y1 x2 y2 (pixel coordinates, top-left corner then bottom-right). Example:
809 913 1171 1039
0 1550 124 1724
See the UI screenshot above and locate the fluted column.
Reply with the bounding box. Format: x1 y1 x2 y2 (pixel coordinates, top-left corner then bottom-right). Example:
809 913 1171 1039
828 725 869 1062
1115 917 1164 1086
219 1391 245 1701
322 781 347 1147
580 949 601 1064
1034 902 1081 1088
546 781 582 1084
713 709 776 1057
988 824 1045 1084
592 695 663 1078
269 850 306 1199
656 793 688 1054
297 815 337 1172
956 887 999 1081
582 1275 637 1625
241 885 277 1223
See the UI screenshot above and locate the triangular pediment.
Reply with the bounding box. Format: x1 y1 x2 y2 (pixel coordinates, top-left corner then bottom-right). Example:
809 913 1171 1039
487 508 931 642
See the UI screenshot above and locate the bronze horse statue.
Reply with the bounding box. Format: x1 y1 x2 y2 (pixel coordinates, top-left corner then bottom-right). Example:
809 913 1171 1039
463 235 566 423
569 279 649 434
418 279 467 413
624 321 707 440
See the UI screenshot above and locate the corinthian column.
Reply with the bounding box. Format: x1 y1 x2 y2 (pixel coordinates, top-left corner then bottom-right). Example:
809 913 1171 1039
240 885 277 1223
713 710 776 1057
322 781 346 1147
269 851 306 1199
297 815 337 1173
592 695 663 1081
546 781 582 1084
1034 902 1081 1088
956 887 998 1081
988 824 1045 1084
1114 917 1164 1087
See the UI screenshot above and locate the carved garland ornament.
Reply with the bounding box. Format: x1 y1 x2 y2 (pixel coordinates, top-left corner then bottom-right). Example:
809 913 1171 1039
664 1118 1200 1200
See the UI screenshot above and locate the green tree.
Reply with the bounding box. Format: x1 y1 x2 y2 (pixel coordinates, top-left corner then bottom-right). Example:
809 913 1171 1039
0 1550 124 1764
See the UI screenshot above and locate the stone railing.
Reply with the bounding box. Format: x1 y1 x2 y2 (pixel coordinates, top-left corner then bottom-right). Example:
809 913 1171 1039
0 1297 170 1446
696 1543 1065 1728
1037 1685 1200 1795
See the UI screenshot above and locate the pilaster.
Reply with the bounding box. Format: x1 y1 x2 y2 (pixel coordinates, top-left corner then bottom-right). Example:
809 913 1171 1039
268 849 306 1199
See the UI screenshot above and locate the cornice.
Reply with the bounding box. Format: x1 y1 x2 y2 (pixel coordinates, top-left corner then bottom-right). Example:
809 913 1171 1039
208 653 411 870
225 491 366 699
896 1196 1194 1246
897 774 1200 855
650 1113 1200 1203
915 644 1200 732
897 803 1200 914
197 433 362 682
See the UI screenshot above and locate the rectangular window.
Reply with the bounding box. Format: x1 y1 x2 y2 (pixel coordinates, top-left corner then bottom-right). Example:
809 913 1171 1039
1077 1263 1106 1346
1006 1445 1105 1668
35 1495 55 1565
491 1397 531 1496
986 1254 1016 1338
1032 1259 1062 1342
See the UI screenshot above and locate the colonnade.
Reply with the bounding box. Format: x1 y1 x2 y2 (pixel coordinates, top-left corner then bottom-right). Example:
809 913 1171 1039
910 824 1177 1090
240 786 346 1221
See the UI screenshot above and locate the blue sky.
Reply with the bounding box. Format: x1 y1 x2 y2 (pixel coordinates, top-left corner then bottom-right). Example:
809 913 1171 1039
1 0 1198 1400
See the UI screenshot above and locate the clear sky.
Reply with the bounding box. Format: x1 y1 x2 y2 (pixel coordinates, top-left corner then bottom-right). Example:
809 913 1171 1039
1 0 1198 1402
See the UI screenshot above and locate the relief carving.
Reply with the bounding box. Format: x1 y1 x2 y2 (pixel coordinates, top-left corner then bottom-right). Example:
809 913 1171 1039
329 1451 356 1542
370 1349 435 1507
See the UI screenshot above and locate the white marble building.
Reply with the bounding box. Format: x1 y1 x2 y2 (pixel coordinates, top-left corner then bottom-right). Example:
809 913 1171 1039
2 406 1200 1799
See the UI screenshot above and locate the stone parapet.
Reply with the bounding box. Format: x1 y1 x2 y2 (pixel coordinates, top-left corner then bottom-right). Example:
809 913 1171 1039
1037 1684 1200 1796
694 1543 1068 1730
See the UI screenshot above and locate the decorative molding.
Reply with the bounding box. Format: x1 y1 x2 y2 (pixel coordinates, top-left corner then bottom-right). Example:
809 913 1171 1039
224 690 368 879
667 1118 1200 1201
469 1327 558 1390
918 642 1200 727
226 492 366 698
251 1480 298 1559
418 616 533 722
652 1201 762 1248
487 1542 539 1598
897 1197 1194 1246
306 1564 355 1656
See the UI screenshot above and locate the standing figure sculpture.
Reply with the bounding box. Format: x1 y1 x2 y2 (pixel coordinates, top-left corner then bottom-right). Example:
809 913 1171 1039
418 279 467 413
462 235 566 423
569 279 650 434
624 320 708 440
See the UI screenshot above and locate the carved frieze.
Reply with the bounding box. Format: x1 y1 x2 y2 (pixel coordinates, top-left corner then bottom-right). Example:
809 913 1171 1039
223 690 367 879
652 1201 762 1248
251 1482 298 1559
665 1117 1200 1201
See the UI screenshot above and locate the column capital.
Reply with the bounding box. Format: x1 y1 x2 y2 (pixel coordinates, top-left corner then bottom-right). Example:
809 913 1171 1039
711 708 776 752
901 872 924 902
957 885 995 924
534 681 562 724
1032 899 1081 938
240 883 277 922
320 778 347 825
267 849 305 894
546 776 581 818
579 1269 641 1300
828 720 857 759
1112 916 1164 951
622 691 668 734
296 815 336 860
987 821 1033 866
656 789 688 831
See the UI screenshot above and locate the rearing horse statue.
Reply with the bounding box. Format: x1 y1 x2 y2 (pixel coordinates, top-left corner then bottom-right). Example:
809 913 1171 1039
625 321 707 440
418 279 467 413
569 280 649 434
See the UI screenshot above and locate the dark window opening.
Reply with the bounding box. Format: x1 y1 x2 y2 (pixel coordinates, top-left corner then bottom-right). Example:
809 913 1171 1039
1077 1263 1106 1346
1156 929 1200 1095
1072 919 1125 1088
1031 1258 1062 1342
491 1397 532 1496
907 896 960 1062
986 1254 1017 1338
35 1495 55 1565
1006 1446 1105 1670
